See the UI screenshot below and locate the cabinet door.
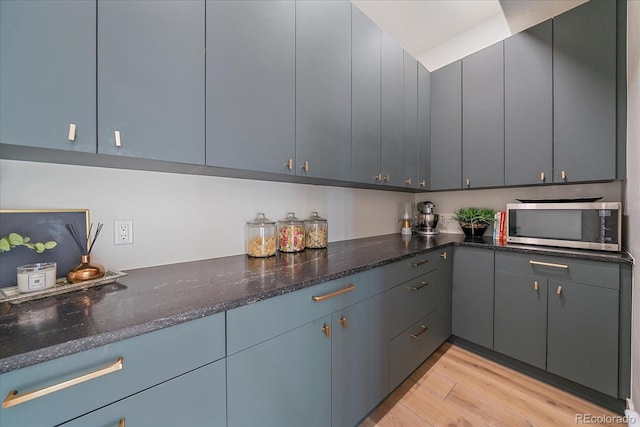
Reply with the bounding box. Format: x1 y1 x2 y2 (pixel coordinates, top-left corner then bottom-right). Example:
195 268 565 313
351 5 381 185
418 63 431 190
227 317 331 427
98 0 205 164
494 271 547 369
462 42 504 189
452 247 494 348
61 360 226 427
547 280 619 396
553 0 616 183
332 294 389 427
206 1 295 174
430 60 462 190
380 33 405 187
504 20 552 186
0 0 96 153
296 1 351 181
403 51 419 189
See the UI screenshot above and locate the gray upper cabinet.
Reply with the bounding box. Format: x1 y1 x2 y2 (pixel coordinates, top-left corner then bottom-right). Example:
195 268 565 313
351 5 381 185
0 0 96 153
380 33 405 187
403 52 419 189
462 41 504 189
97 0 205 164
417 63 431 190
296 1 351 181
430 60 462 191
206 1 295 175
504 20 553 186
553 0 617 183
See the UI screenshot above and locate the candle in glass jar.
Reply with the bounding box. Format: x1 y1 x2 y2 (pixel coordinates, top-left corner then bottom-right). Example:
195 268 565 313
17 262 57 293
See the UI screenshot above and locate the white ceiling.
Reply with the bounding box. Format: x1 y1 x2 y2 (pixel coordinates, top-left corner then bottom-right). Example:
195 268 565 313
351 0 588 71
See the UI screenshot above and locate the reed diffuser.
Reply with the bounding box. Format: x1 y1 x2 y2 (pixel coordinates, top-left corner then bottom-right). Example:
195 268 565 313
66 222 105 283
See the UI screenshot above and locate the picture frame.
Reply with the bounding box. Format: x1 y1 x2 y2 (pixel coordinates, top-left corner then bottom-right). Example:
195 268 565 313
0 209 90 288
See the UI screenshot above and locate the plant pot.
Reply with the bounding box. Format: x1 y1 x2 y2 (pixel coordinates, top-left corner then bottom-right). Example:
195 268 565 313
460 224 488 239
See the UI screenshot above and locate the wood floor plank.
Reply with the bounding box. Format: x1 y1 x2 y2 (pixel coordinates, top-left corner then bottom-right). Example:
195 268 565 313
361 343 621 427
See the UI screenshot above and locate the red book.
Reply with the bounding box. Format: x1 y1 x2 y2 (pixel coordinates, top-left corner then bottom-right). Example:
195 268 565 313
500 211 507 241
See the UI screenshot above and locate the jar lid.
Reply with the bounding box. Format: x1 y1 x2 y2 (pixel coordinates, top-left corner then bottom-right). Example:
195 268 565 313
305 211 327 223
279 212 303 225
247 212 275 225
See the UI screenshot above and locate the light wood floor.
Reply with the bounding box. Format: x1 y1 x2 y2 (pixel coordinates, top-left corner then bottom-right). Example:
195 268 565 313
361 342 622 426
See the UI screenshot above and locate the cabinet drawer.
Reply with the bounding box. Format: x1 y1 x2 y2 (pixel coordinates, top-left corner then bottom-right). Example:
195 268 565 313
227 269 381 355
387 269 444 340
495 252 619 289
61 359 226 427
379 248 450 290
0 313 224 427
389 309 446 390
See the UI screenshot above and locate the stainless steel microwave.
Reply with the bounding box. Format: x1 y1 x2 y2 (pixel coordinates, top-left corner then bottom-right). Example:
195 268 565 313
506 202 622 252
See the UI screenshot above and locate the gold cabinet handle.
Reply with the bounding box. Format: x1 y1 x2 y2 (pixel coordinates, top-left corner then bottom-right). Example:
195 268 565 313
561 170 567 180
466 178 470 187
114 130 122 147
119 419 126 427
339 317 348 329
287 159 293 170
2 357 123 409
383 174 390 182
322 324 331 338
419 180 426 187
534 281 539 291
405 178 412 185
375 173 382 181
410 325 428 339
410 281 429 292
440 251 447 260
540 172 545 181
556 285 563 295
411 259 428 268
529 260 568 269
302 161 309 172
68 123 76 141
312 284 356 302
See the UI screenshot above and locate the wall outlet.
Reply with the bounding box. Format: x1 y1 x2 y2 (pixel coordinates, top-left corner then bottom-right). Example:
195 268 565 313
114 219 134 245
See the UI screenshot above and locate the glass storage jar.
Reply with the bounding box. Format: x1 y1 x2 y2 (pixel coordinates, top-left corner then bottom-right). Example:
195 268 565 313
304 212 328 248
245 213 277 257
277 212 305 252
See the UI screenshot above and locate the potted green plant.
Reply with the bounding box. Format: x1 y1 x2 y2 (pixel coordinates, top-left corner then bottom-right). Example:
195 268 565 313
453 207 496 239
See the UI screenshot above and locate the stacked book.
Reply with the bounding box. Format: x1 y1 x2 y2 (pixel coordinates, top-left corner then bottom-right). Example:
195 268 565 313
493 212 507 242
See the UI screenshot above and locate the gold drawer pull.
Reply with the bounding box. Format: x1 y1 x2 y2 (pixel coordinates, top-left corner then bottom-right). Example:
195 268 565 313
405 178 412 185
375 173 382 181
302 161 309 172
322 324 331 338
529 260 568 269
312 284 356 302
410 281 429 292
419 180 426 187
3 357 123 409
119 419 126 427
534 281 539 291
114 130 122 147
466 178 470 187
410 325 429 339
557 285 563 295
561 170 567 180
440 251 447 260
68 123 76 141
383 174 390 182
540 172 545 181
411 259 428 268
287 159 293 170
339 317 348 329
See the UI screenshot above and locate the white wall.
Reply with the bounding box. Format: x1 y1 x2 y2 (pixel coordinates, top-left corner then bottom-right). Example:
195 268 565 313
0 159 414 271
626 0 640 410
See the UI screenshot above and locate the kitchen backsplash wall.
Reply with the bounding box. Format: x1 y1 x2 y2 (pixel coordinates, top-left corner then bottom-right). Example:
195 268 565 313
0 159 414 271
415 181 624 235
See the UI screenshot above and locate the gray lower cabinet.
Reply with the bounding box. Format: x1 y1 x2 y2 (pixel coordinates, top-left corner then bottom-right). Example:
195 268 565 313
504 20 553 186
403 52 419 189
417 63 431 190
494 271 548 369
0 0 96 153
296 0 351 181
462 41 504 189
380 33 405 187
97 0 205 164
452 247 494 348
351 5 382 185
61 360 226 427
553 0 617 183
206 0 295 175
430 60 462 190
547 279 619 397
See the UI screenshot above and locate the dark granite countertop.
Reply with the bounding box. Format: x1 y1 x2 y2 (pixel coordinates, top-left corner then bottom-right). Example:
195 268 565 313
0 233 632 374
